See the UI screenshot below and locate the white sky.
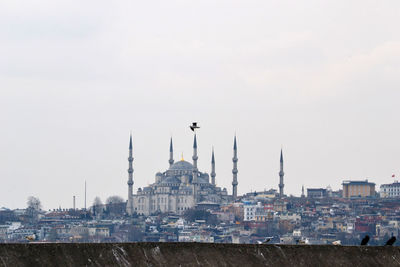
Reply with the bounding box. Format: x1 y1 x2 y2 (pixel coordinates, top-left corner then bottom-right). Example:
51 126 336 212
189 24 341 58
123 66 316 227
1 0 400 210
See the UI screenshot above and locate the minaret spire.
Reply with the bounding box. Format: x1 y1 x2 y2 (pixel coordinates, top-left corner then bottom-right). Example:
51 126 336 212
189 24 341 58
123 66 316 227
211 147 216 186
301 185 305 198
232 136 238 199
169 137 174 168
192 134 198 183
279 149 285 198
126 134 134 215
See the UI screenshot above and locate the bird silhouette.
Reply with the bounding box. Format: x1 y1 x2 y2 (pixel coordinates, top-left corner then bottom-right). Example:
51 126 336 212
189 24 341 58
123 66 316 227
361 235 370 246
25 234 36 241
385 236 396 246
263 238 271 244
189 122 200 132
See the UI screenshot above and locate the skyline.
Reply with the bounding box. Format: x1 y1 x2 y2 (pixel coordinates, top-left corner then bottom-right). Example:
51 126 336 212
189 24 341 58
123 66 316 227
1 131 397 210
1 0 400 209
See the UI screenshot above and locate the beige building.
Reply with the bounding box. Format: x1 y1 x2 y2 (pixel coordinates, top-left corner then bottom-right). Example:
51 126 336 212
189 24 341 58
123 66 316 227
342 180 375 198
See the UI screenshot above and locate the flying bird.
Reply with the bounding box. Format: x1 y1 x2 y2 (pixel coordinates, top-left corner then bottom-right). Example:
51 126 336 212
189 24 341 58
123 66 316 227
385 236 396 246
332 240 341 245
361 235 370 246
189 122 200 132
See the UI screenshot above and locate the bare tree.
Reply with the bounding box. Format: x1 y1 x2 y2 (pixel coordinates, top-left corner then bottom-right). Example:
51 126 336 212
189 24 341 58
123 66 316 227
27 196 42 211
93 196 103 215
105 195 126 217
26 196 42 223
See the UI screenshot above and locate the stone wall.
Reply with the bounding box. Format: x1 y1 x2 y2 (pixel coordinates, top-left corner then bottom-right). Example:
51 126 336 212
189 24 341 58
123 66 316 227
1 242 400 266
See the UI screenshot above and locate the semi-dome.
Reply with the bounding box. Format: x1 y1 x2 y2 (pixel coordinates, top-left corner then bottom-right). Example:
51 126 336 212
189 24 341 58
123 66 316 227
161 176 181 184
169 160 193 171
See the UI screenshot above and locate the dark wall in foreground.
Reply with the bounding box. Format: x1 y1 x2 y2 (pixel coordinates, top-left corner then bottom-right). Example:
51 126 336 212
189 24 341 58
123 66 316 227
1 242 400 267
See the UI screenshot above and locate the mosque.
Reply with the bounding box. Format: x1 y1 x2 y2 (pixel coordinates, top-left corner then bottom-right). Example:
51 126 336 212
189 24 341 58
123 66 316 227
126 134 238 216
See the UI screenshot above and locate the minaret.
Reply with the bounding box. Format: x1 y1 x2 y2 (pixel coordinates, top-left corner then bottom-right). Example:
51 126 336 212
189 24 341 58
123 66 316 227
126 134 134 215
232 136 238 199
211 147 216 186
279 149 284 198
169 137 174 168
301 185 305 198
192 134 198 183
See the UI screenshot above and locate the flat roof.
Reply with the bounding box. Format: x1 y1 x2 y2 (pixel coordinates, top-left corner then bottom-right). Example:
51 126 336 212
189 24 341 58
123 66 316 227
342 180 375 186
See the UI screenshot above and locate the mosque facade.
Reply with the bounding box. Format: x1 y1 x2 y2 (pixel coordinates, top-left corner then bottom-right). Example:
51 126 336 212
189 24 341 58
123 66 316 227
126 135 238 216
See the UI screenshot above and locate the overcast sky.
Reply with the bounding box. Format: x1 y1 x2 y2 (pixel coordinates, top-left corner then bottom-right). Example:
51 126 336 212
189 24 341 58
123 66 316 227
1 1 400 210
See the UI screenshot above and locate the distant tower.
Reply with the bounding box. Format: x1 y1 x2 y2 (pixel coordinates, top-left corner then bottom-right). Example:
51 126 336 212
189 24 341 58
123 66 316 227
126 134 134 215
279 149 285 197
232 136 238 199
169 137 174 168
211 147 216 185
192 134 198 183
84 180 87 211
301 185 305 198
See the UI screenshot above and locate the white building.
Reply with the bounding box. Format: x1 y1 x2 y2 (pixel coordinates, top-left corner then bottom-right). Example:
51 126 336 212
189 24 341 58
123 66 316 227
380 182 400 198
243 202 274 222
243 202 257 221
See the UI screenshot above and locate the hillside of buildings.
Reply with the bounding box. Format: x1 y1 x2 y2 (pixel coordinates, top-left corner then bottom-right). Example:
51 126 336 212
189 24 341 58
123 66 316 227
2 193 400 245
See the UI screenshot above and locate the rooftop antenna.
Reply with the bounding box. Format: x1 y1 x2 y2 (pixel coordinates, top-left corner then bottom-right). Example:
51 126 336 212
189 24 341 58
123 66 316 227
84 180 87 211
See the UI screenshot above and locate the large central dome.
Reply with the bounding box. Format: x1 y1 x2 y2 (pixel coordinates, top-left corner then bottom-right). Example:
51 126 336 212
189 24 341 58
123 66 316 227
170 160 193 171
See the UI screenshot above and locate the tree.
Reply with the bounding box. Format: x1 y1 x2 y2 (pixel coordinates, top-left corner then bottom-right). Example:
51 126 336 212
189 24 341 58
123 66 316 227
92 197 103 215
26 196 42 223
27 196 42 211
106 195 124 204
105 196 126 218
93 196 103 206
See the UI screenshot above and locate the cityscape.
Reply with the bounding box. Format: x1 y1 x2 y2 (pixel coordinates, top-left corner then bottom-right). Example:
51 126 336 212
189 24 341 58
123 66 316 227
2 1 400 265
1 133 399 246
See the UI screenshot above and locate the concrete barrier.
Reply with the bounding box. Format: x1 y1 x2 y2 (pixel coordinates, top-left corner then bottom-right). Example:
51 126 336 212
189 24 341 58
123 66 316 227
1 242 400 266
